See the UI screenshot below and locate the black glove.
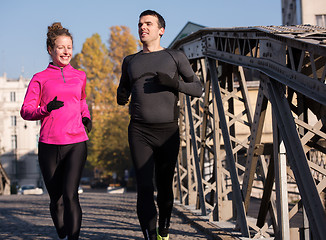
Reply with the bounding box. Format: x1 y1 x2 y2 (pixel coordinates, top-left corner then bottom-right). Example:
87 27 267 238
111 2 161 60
156 72 179 89
82 117 92 133
117 88 129 105
47 96 64 112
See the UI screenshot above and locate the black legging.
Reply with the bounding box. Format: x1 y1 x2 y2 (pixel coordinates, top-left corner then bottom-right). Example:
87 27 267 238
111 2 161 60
38 141 87 240
128 120 180 240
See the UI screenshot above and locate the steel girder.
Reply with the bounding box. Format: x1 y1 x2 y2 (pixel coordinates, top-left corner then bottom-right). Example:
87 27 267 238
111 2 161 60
0 162 10 195
172 25 326 239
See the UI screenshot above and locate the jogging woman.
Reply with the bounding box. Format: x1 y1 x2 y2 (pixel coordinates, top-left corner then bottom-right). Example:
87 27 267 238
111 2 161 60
21 22 91 240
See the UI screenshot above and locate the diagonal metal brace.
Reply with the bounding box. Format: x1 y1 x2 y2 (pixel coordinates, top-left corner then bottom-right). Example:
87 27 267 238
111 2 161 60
207 57 250 237
263 76 326 240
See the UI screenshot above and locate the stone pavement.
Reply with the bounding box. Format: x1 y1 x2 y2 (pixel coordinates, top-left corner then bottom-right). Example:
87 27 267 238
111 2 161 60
0 189 238 240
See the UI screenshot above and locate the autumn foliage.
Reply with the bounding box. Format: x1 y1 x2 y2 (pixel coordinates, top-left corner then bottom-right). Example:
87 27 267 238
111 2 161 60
71 26 140 180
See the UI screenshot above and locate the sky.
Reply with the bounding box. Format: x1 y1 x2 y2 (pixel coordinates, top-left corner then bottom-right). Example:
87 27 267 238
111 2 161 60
0 0 282 79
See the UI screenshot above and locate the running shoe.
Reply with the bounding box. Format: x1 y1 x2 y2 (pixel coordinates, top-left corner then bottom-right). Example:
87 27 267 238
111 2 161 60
157 229 169 240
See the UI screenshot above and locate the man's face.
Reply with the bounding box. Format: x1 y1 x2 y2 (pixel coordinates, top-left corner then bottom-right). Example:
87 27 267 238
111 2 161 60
138 15 164 44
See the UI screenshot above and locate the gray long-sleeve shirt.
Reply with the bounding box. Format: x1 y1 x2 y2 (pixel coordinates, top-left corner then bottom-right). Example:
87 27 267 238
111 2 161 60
117 49 203 123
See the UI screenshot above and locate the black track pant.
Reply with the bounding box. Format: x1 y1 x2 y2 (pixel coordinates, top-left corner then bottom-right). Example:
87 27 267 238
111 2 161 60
128 120 180 240
38 141 87 240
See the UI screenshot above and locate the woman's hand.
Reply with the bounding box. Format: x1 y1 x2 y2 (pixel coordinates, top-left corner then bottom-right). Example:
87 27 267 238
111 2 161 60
82 117 92 133
47 96 64 112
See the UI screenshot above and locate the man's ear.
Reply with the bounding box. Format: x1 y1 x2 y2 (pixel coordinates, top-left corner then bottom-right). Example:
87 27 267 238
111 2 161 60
159 27 165 37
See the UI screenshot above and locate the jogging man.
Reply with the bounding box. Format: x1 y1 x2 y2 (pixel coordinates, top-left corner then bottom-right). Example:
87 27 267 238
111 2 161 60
117 10 203 240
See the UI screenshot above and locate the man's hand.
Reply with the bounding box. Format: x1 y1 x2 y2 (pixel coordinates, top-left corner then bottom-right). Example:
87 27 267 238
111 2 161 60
117 88 129 105
47 96 64 112
155 72 179 90
82 117 92 133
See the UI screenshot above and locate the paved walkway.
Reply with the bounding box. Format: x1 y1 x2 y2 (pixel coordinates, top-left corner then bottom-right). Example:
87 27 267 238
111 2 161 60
0 189 238 240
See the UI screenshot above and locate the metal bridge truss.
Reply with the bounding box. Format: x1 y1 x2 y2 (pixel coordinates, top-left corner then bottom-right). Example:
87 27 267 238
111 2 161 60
172 25 326 239
0 162 10 195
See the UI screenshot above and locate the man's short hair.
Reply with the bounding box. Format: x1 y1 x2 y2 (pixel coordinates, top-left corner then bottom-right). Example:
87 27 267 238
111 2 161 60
139 10 166 29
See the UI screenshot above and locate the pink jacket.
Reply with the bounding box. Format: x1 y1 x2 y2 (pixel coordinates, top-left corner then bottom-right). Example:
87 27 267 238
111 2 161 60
21 63 91 145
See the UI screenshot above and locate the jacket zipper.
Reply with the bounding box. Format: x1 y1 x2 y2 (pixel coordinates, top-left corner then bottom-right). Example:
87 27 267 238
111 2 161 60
61 68 66 83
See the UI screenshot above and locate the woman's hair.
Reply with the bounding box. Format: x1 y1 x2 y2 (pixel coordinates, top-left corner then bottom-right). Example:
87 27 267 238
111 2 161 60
46 22 73 52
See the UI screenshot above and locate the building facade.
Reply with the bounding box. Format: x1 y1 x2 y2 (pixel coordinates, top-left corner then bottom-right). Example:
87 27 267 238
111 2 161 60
0 73 42 192
282 0 326 26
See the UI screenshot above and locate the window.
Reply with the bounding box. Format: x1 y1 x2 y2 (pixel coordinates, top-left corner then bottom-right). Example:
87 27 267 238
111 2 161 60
316 14 326 27
10 92 16 102
11 116 17 126
11 135 17 149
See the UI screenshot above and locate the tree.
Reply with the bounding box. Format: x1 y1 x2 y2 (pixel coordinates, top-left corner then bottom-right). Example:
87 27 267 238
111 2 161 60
72 33 114 108
71 27 139 181
108 26 141 83
102 26 140 178
72 33 114 175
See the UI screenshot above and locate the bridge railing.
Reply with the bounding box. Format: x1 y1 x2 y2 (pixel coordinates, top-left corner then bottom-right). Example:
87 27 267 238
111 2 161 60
172 25 326 239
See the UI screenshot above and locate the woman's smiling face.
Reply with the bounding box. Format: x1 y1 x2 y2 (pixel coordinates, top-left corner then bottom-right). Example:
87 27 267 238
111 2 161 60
48 35 73 67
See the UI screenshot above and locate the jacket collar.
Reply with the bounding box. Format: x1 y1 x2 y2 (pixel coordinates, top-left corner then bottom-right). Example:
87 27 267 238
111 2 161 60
47 63 73 71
